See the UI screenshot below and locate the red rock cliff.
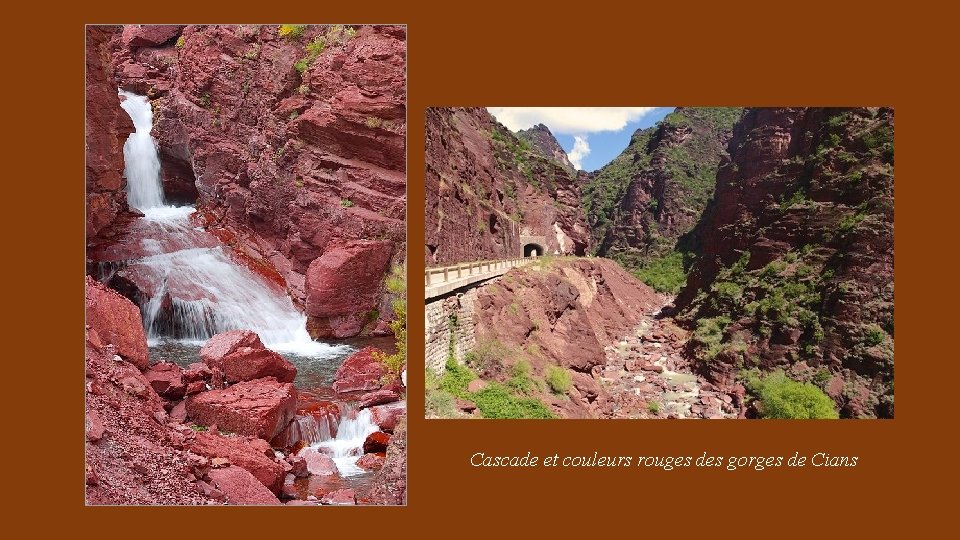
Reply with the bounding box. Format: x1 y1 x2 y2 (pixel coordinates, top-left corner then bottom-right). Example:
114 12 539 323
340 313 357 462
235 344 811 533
424 107 590 266
94 25 405 337
675 107 894 418
86 25 135 242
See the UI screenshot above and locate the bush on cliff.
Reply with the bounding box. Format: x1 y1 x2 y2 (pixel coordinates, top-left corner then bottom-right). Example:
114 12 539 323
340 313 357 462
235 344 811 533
374 264 406 380
545 365 571 395
744 370 839 419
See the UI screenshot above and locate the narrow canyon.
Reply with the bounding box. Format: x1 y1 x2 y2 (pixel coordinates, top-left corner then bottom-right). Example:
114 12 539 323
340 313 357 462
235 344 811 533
425 106 893 420
85 24 407 505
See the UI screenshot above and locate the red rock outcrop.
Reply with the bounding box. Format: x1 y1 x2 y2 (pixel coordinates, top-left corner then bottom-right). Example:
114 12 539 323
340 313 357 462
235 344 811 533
200 330 296 383
105 25 406 336
425 107 590 265
85 276 149 370
470 258 663 417
85 335 214 505
186 377 297 439
361 417 406 505
187 432 285 494
331 346 387 393
86 26 135 243
207 466 281 505
675 107 894 418
305 240 394 338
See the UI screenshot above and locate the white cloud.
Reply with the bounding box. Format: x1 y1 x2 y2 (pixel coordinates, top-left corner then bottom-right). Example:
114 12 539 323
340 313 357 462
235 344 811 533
567 136 590 170
487 107 660 135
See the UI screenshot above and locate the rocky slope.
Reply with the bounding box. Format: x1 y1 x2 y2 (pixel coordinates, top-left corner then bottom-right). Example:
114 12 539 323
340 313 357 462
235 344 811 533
424 107 590 265
675 107 894 418
85 26 135 242
85 277 407 504
584 107 743 269
429 258 665 418
88 24 406 338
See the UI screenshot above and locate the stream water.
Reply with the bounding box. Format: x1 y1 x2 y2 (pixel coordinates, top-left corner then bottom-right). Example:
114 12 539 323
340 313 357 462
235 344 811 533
118 90 392 495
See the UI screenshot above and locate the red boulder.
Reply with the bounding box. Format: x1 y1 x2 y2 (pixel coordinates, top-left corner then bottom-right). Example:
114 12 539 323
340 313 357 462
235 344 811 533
299 447 339 476
200 330 296 384
358 388 401 409
185 377 297 440
207 466 281 505
320 488 356 505
187 432 285 494
332 347 387 394
305 240 393 339
356 453 385 471
122 25 185 48
85 277 149 370
144 361 186 399
363 431 390 454
369 402 406 433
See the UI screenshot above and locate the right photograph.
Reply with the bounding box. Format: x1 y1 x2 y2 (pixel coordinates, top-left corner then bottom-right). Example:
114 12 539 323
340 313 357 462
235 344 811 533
424 107 893 420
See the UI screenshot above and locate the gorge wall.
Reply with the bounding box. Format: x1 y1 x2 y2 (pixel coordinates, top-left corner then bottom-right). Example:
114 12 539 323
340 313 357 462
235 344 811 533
87 24 407 339
424 107 590 266
675 107 894 418
86 26 135 242
584 107 742 268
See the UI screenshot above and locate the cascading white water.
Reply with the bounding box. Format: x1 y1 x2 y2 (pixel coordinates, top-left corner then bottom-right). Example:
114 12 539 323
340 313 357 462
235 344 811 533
117 90 349 358
310 405 381 477
120 90 165 211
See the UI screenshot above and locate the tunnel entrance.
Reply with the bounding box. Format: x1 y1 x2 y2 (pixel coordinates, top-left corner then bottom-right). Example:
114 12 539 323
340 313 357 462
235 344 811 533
523 243 544 257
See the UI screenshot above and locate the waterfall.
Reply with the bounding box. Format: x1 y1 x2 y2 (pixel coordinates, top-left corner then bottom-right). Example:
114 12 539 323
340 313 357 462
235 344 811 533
117 90 348 358
310 404 380 477
119 90 165 211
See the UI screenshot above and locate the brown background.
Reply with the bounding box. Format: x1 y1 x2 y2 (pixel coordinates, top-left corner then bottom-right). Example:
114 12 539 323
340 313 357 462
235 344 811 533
8 0 953 535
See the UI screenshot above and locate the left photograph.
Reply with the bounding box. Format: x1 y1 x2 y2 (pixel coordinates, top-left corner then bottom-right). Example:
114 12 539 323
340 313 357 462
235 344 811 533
85 24 407 505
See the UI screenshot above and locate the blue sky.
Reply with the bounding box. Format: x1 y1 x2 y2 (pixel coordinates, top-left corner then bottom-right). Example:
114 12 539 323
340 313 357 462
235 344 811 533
488 107 675 172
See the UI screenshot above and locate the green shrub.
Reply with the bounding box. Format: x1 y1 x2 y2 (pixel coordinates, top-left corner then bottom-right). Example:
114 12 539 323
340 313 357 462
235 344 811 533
176 36 185 49
545 365 571 394
472 383 555 419
340 199 354 207
863 324 886 346
812 368 832 386
647 401 661 414
465 338 508 373
425 388 459 418
635 251 688 294
440 358 476 398
294 58 310 73
279 24 307 39
693 316 731 361
748 370 838 419
373 264 406 378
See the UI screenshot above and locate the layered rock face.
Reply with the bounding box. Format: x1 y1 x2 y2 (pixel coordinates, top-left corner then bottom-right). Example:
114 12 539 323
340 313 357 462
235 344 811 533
584 107 742 267
470 259 662 417
97 25 405 333
424 107 590 265
85 26 135 242
675 107 894 418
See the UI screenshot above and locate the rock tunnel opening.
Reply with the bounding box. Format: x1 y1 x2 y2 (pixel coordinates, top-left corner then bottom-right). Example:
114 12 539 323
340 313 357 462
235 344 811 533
523 243 544 257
